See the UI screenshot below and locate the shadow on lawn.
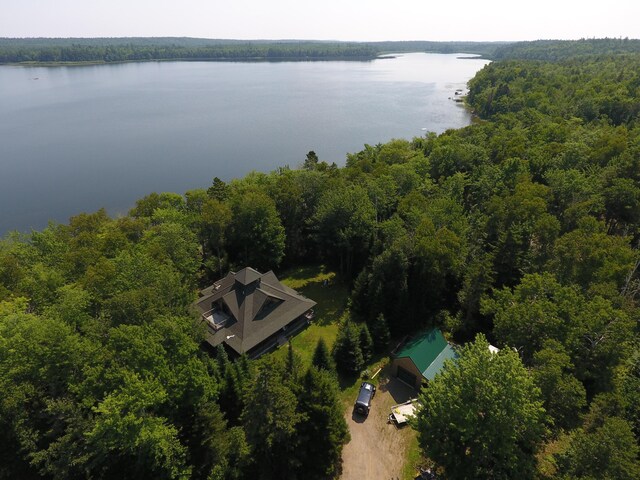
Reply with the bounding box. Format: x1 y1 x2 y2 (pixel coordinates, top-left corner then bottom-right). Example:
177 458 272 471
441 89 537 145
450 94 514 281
280 264 335 289
279 264 348 327
301 282 348 326
338 372 360 391
281 264 331 282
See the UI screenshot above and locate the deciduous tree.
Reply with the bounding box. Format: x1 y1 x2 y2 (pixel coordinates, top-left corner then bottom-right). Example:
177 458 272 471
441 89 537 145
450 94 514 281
556 416 640 480
413 334 547 480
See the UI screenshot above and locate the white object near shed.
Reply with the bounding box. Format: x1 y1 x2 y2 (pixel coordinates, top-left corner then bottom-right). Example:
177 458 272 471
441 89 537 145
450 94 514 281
389 398 420 425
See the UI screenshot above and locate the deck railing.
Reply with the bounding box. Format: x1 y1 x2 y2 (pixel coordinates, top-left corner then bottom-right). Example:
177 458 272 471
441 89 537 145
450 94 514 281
202 309 229 331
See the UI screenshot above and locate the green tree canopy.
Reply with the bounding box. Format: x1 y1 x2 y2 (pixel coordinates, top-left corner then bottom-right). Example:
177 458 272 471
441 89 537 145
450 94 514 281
556 416 640 480
332 321 364 375
296 367 350 479
311 338 335 373
312 184 376 277
227 189 285 271
413 334 547 480
241 362 302 479
532 339 587 430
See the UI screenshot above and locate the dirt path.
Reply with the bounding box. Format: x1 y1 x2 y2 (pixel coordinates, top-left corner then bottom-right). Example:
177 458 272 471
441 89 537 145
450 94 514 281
340 374 417 480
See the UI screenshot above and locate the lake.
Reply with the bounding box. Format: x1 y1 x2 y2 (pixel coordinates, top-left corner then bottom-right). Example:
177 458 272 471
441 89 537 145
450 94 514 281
0 53 489 234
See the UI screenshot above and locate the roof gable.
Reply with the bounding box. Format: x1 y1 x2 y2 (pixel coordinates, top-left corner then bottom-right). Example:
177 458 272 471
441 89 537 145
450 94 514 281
234 267 262 286
396 328 456 376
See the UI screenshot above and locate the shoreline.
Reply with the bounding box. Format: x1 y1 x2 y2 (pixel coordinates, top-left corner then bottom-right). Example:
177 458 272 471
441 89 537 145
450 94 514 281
1 55 380 67
1 52 491 68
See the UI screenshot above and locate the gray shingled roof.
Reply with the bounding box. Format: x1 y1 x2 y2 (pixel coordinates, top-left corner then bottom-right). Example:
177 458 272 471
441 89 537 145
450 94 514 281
195 267 316 355
234 267 262 286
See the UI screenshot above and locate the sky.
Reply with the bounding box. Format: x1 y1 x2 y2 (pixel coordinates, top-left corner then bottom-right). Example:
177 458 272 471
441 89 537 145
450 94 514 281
1 0 639 41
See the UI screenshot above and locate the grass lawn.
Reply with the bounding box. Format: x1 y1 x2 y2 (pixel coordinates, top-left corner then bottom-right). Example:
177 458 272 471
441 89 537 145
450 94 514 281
271 265 348 367
273 265 387 392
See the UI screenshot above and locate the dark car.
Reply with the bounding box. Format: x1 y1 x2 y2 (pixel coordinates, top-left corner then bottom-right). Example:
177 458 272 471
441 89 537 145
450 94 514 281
354 381 376 416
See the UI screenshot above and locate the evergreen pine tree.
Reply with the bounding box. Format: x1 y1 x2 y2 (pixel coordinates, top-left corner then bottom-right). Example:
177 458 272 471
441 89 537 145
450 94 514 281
332 322 364 375
207 176 229 201
359 323 374 363
370 313 391 353
311 338 335 372
297 367 350 479
236 353 252 382
215 344 230 371
219 363 243 425
284 341 301 386
241 362 302 479
349 268 371 321
303 151 319 170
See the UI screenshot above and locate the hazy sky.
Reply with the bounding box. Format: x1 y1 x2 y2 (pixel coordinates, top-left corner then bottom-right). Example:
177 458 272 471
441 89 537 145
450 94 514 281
1 0 638 41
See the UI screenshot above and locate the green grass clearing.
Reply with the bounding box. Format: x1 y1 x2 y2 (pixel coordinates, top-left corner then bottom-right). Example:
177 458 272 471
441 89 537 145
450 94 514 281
337 355 389 405
271 265 387 395
269 265 348 366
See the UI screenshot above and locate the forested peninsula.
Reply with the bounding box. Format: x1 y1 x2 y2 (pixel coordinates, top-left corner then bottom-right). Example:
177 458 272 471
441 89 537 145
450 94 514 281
0 37 505 64
1 38 639 479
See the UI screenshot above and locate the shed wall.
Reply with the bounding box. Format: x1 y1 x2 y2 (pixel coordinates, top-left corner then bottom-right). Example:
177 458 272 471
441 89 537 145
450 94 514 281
392 357 424 390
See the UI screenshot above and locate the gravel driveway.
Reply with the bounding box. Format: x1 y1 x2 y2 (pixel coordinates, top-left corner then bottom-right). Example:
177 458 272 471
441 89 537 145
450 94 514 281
340 371 418 480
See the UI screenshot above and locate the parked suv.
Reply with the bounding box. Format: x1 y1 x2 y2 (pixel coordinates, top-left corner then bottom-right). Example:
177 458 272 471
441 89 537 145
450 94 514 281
354 381 376 416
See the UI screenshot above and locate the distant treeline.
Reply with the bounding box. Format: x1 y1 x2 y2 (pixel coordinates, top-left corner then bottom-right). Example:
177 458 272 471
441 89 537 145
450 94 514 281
0 39 379 63
492 37 640 61
2 36 639 65
367 40 508 57
0 37 510 64
467 53 640 125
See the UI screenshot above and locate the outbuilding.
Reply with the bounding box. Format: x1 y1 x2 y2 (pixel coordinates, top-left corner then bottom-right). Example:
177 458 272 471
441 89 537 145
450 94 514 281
392 328 458 390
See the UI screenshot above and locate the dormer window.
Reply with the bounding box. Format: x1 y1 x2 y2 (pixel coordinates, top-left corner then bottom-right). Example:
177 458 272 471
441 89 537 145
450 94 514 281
255 296 283 320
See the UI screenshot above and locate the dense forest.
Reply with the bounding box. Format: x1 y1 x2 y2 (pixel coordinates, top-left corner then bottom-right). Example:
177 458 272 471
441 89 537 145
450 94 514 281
0 38 505 64
1 38 639 479
492 37 640 60
0 39 378 63
4 37 638 65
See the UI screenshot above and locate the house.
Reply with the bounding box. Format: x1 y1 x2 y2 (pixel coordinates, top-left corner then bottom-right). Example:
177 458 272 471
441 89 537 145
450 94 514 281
194 267 316 358
392 328 458 390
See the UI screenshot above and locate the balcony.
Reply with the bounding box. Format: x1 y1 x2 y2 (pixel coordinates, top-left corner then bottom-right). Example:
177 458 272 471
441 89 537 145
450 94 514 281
202 308 231 331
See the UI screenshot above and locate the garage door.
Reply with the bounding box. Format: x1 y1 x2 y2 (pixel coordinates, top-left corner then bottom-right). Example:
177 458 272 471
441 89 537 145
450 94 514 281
397 366 418 387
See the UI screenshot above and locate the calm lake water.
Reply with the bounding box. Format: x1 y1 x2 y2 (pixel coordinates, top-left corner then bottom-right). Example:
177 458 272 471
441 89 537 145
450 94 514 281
0 53 489 234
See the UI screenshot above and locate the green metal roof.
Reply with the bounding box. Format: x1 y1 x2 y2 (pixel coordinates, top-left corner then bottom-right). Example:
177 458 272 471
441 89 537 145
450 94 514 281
395 328 458 381
422 343 458 380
